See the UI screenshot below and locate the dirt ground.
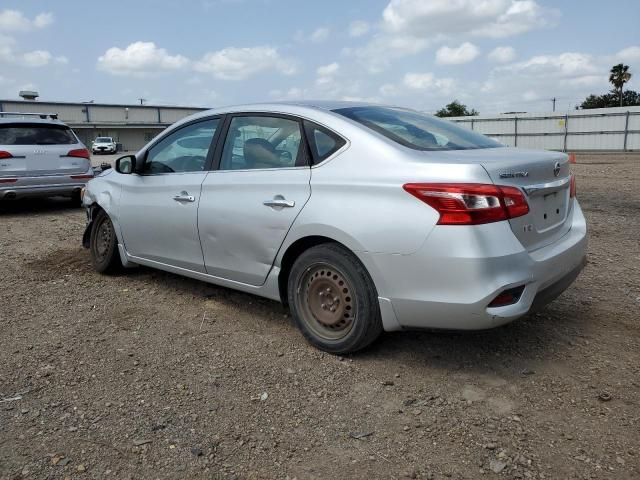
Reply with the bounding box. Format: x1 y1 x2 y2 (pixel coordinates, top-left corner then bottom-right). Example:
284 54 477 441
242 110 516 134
1 154 638 480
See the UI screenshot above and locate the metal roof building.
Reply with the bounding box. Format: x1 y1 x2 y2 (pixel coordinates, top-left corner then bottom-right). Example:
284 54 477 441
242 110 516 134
0 99 208 152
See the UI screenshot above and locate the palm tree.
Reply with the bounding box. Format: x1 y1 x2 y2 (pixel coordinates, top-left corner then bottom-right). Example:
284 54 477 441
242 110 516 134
609 64 632 107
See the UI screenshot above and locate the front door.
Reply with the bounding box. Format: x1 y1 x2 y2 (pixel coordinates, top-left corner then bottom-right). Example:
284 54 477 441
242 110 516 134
198 114 311 285
118 118 221 272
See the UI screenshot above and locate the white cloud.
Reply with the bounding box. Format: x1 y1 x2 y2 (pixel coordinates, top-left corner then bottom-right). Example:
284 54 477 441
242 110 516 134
97 42 189 76
348 34 430 73
21 50 52 67
613 46 640 64
310 27 330 43
54 55 69 65
498 52 599 80
350 0 554 73
317 62 339 76
436 42 479 65
488 46 516 63
382 0 558 38
403 72 455 94
0 9 54 32
349 20 370 37
33 13 54 29
379 83 399 97
194 46 295 80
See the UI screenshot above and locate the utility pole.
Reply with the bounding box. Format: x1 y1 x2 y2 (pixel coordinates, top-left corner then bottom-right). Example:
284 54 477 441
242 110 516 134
138 98 147 106
551 97 556 112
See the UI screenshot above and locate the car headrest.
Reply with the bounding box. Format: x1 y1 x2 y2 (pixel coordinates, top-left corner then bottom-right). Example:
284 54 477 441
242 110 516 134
243 137 279 168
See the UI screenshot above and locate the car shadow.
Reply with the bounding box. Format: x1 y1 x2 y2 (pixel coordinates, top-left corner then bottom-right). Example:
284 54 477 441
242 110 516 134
118 262 589 373
0 197 82 216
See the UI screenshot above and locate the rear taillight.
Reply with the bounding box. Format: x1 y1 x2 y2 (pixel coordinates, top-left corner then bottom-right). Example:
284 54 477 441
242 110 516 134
0 150 13 159
70 174 94 180
66 148 91 159
403 183 529 225
0 178 18 183
569 174 576 198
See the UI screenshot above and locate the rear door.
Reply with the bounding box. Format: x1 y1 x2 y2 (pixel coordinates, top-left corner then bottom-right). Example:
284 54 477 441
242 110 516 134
0 122 90 177
198 114 311 285
117 117 221 272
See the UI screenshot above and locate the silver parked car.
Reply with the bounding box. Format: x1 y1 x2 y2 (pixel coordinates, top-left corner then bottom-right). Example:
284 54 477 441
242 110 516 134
0 112 94 204
81 102 587 353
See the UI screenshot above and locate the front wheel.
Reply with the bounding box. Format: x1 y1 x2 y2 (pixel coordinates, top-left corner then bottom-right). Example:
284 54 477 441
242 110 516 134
89 210 121 274
288 244 383 354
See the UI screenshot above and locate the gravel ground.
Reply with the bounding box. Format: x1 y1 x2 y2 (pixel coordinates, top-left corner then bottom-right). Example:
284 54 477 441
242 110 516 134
1 154 638 479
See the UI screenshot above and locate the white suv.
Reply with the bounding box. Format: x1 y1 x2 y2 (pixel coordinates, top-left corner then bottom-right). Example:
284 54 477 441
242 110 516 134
92 136 117 154
0 112 93 204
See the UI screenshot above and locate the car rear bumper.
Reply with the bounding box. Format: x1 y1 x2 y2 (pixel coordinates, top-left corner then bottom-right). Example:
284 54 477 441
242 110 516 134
0 174 93 199
363 200 588 331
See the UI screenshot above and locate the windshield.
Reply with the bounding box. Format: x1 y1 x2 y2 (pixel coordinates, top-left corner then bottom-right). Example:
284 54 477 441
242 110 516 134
95 137 112 142
334 106 502 151
0 123 77 145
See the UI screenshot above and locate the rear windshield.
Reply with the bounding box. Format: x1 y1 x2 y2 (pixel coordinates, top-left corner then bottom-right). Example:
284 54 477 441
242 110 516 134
95 137 112 142
334 106 502 151
0 123 77 145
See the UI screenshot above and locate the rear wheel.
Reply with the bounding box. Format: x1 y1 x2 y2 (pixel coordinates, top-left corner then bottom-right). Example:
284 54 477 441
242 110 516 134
288 244 383 354
90 210 121 274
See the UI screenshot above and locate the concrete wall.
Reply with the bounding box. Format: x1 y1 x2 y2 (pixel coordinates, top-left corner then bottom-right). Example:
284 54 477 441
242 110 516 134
449 106 640 151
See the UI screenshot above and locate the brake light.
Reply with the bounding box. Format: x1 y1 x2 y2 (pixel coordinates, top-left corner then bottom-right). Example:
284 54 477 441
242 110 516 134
403 183 529 225
0 150 13 159
70 174 94 180
0 178 18 183
66 148 90 159
569 174 576 198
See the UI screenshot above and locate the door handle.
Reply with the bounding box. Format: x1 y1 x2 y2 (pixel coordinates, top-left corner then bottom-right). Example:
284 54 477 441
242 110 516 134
173 191 196 203
263 196 295 208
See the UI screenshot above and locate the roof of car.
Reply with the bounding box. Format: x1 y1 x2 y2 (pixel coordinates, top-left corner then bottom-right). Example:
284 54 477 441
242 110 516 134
0 116 67 125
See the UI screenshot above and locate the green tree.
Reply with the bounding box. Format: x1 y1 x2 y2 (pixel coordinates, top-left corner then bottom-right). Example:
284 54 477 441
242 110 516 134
609 63 632 107
435 100 479 117
579 89 640 109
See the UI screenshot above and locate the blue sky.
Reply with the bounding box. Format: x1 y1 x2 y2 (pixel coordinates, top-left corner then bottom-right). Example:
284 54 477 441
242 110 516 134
1 0 639 113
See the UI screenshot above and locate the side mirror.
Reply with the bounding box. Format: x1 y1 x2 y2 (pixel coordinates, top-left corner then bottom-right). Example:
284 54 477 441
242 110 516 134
115 155 136 174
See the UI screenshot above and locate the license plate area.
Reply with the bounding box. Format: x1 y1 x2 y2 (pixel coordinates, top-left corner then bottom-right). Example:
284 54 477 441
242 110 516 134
529 189 568 232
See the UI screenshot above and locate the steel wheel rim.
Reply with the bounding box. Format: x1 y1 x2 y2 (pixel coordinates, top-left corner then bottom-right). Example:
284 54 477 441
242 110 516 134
297 262 356 341
94 218 112 262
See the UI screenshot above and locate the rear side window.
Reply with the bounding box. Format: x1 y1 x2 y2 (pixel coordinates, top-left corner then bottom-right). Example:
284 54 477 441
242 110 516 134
303 121 346 163
0 123 77 145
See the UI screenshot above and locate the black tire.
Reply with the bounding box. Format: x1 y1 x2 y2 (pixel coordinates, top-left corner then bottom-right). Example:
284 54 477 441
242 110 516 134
288 243 383 354
89 210 121 274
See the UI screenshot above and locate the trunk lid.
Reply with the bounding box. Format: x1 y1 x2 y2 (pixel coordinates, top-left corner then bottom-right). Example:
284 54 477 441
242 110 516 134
0 144 90 177
421 147 573 252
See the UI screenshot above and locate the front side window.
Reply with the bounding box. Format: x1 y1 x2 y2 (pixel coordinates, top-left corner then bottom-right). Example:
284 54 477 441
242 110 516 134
143 119 219 174
0 123 77 145
334 106 502 151
220 116 305 170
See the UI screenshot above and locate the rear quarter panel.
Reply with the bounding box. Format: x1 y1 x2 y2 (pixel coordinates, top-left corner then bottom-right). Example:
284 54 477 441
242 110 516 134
285 135 493 256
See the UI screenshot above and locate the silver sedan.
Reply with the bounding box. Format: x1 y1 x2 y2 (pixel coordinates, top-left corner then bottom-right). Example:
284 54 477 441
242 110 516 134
81 102 587 353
